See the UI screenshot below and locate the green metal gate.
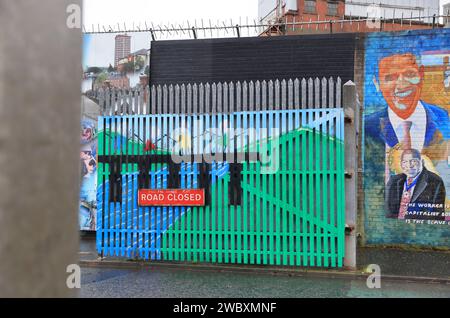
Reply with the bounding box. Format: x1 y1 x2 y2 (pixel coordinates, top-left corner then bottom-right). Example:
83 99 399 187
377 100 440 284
97 108 345 267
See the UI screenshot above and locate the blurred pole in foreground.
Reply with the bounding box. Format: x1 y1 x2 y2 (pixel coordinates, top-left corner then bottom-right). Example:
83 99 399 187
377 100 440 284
0 0 81 297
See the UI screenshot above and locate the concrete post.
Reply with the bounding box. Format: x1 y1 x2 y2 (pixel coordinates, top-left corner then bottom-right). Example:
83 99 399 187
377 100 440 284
0 0 81 297
343 81 358 270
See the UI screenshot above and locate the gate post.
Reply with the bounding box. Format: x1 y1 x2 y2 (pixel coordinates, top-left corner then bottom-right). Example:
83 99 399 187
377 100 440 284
0 0 81 296
343 81 358 270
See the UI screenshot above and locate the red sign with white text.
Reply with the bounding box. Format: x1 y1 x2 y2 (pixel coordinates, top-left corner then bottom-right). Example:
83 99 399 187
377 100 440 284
138 189 205 207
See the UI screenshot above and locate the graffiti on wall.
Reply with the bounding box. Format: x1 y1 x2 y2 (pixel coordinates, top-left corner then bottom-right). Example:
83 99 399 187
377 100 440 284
364 30 450 246
80 119 98 231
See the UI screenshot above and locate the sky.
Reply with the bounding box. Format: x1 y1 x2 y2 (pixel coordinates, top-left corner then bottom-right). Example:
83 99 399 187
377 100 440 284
82 0 259 68
82 0 450 68
83 0 450 28
83 0 259 31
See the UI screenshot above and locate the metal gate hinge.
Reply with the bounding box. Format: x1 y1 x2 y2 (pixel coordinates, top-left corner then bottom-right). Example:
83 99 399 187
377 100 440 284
345 170 354 179
345 224 355 235
344 108 354 123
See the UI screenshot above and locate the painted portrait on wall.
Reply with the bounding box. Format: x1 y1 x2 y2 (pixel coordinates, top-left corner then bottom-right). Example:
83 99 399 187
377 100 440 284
364 29 450 246
80 119 98 231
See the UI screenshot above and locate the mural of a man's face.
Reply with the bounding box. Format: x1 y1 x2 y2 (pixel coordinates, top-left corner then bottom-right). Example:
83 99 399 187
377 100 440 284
378 54 424 119
401 150 423 179
82 127 93 142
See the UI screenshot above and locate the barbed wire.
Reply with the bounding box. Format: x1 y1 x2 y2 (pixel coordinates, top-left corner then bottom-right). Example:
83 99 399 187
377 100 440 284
82 14 450 39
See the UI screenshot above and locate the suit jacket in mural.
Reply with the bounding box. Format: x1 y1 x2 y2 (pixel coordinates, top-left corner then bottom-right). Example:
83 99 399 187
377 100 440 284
385 168 446 220
365 101 450 162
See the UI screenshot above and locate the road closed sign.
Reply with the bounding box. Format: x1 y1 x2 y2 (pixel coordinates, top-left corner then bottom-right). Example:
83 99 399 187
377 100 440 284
138 189 205 207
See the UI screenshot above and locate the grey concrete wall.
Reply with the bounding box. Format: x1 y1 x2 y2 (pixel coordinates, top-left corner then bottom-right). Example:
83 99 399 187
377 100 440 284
0 0 81 297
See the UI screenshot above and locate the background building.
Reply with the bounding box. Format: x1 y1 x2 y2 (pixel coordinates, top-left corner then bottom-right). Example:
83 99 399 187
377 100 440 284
346 0 439 22
445 3 450 27
259 0 442 35
114 34 131 67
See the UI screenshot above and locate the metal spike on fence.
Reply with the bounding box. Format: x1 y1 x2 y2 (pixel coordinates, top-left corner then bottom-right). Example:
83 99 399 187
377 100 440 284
322 77 327 108
212 83 217 113
274 79 280 110
301 78 307 109
288 79 294 110
314 77 320 109
157 85 163 115
181 84 187 114
249 80 256 112
170 24 177 36
268 80 275 110
217 82 223 113
97 87 104 115
329 77 335 108
199 83 205 114
246 17 250 36
256 80 269 110
115 88 121 115
236 81 242 112
222 21 228 34
193 83 198 114
205 83 211 114
132 87 138 115
108 87 114 116
120 88 125 114
294 78 300 108
308 78 314 108
169 84 174 114
223 82 229 113
105 88 111 116
163 84 169 115
144 86 150 114
125 88 130 115
336 77 342 108
150 85 156 115
228 82 236 113
138 87 143 115
281 79 287 110
242 81 251 111
140 85 146 115
125 87 131 115
175 84 180 114
197 19 204 38
125 88 130 114
187 83 193 114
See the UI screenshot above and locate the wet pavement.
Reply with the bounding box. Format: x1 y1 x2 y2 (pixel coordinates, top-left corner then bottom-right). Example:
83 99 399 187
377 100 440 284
79 235 450 298
80 234 450 280
80 266 450 298
358 247 450 279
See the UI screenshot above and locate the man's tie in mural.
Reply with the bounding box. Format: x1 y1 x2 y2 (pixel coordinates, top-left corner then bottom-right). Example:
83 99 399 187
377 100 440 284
401 121 413 150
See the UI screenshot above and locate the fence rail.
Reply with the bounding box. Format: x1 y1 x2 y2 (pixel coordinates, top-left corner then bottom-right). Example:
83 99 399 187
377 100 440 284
95 77 343 116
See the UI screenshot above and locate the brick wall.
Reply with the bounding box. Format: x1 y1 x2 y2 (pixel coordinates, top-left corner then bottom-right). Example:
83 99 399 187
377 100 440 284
362 29 450 248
